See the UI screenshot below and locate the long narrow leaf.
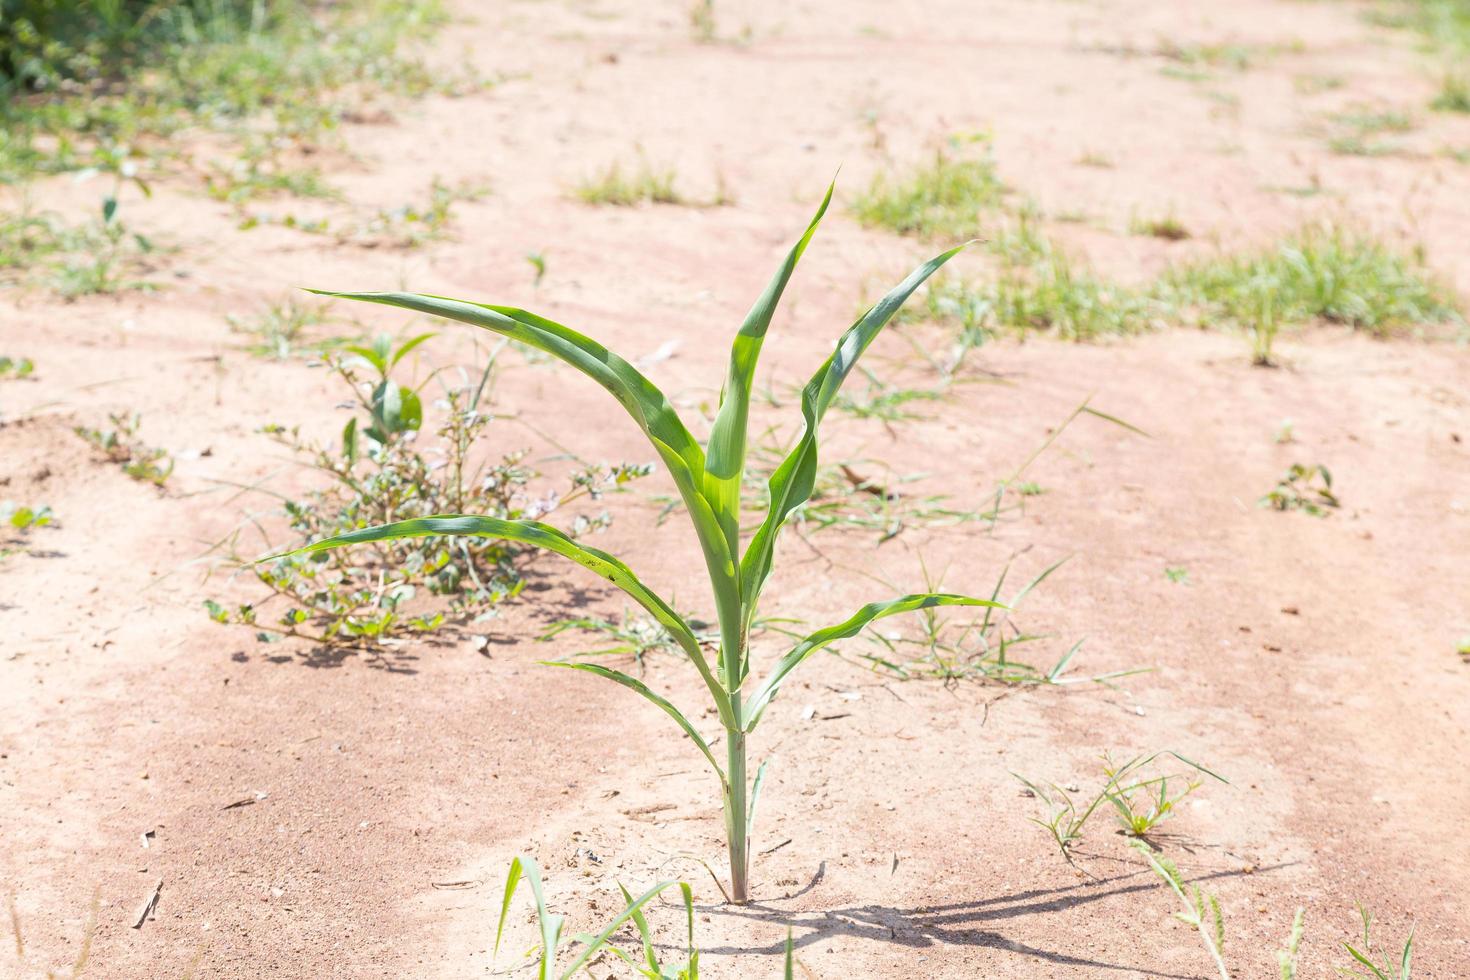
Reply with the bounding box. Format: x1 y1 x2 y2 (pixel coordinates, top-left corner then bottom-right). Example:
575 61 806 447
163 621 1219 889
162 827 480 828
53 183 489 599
542 661 727 788
557 879 680 978
743 592 1002 729
704 184 833 569
264 515 732 726
738 244 969 641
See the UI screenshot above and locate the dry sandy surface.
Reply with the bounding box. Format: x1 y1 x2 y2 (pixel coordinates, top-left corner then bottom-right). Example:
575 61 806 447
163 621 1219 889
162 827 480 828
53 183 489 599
3 0 1470 977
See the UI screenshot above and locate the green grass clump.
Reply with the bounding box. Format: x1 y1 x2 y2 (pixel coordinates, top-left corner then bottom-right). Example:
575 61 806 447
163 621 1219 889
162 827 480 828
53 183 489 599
1165 227 1461 336
575 159 685 206
991 251 1160 340
1431 70 1470 112
852 147 1007 240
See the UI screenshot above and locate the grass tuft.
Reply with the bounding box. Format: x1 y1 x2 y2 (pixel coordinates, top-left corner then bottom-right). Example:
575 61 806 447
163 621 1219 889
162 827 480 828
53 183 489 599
852 144 1006 240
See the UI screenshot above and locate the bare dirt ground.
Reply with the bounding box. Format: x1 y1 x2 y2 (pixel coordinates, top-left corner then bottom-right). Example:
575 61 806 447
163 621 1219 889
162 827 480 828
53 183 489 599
3 0 1470 977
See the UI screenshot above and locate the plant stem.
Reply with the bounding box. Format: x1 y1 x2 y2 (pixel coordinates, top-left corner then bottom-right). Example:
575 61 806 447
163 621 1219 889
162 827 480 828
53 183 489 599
724 703 749 904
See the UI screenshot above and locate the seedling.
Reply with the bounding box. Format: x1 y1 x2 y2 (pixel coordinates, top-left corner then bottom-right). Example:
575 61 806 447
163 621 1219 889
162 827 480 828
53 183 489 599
276 184 1003 902
75 412 174 485
539 608 713 670
1280 907 1305 980
1130 840 1229 980
1341 904 1414 980
1164 566 1189 584
1108 768 1201 838
526 251 548 286
0 356 34 379
495 854 691 978
1014 751 1225 866
2 503 54 531
1262 463 1339 516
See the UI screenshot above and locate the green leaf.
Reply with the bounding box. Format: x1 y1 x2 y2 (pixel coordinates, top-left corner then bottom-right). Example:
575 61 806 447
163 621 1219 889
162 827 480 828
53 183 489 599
305 289 740 655
743 591 1002 728
265 515 731 725
542 660 726 787
390 332 436 368
739 244 969 639
704 183 832 573
557 878 681 978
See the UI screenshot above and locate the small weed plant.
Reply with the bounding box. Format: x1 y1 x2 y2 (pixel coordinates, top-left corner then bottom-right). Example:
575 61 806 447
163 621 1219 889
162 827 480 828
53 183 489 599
576 158 685 207
274 184 1004 902
852 139 1006 240
1262 463 1339 516
210 335 649 647
75 412 174 485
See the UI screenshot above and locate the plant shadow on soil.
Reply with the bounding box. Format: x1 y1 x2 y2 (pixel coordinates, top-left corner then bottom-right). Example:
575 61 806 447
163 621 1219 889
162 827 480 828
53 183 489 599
696 860 1292 976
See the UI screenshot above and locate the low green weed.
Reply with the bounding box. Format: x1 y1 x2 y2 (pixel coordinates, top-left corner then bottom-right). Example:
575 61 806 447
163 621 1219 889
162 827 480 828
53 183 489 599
852 140 1007 240
1165 226 1461 337
1013 751 1225 867
1261 463 1339 516
1130 840 1229 980
1 193 155 297
226 295 354 360
576 159 684 207
208 336 650 648
75 412 174 485
1165 566 1190 584
3 502 54 530
0 356 35 379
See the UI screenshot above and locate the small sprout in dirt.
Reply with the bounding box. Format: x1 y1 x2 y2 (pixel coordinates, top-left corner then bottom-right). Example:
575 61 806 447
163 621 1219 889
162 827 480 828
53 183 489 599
1261 463 1338 516
1342 904 1414 980
1275 419 1296 444
1014 751 1225 867
1108 765 1202 839
1129 211 1191 241
495 854 699 978
1165 566 1189 584
1432 70 1470 113
75 413 174 485
1130 840 1229 980
526 251 547 286
227 295 352 360
690 0 717 42
1075 150 1114 169
1457 635 1470 662
3 502 54 531
852 138 1007 239
1279 907 1305 980
0 356 35 379
282 183 1007 903
1014 481 1045 497
209 336 651 648
356 177 484 247
576 158 684 207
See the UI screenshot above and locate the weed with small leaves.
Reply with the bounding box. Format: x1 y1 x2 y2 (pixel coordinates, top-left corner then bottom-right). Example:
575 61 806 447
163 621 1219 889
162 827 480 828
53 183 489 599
75 412 174 485
1262 463 1339 516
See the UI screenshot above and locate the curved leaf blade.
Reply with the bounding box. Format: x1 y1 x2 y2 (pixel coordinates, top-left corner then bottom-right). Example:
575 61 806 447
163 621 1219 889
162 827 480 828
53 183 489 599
704 183 833 565
743 592 1003 729
739 244 969 637
264 515 731 725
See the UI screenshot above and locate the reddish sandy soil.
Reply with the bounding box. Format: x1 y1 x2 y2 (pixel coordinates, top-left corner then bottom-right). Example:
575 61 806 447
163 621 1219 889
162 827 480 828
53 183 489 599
3 0 1470 977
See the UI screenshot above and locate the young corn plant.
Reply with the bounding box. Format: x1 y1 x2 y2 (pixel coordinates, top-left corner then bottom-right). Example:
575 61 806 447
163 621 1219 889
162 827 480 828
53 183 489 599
274 184 1001 902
